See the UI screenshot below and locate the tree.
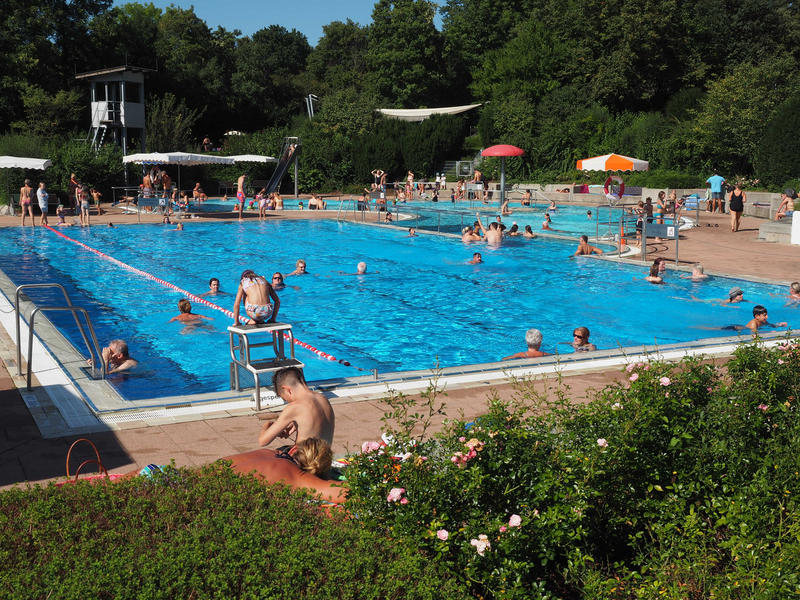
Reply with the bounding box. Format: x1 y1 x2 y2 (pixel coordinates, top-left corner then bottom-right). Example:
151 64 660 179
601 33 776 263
755 96 800 187
440 0 535 85
146 93 203 152
10 84 83 138
470 17 567 103
232 25 311 129
306 20 369 93
366 0 445 108
691 56 800 174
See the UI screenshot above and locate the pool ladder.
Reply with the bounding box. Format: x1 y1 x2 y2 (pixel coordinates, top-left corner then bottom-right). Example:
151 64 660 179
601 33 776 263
14 284 105 390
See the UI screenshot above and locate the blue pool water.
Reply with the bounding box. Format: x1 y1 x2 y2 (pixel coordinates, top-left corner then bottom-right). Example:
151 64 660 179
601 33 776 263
197 197 610 238
0 219 792 402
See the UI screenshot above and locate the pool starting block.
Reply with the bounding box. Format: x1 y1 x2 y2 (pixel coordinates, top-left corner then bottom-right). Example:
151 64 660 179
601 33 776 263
227 322 304 411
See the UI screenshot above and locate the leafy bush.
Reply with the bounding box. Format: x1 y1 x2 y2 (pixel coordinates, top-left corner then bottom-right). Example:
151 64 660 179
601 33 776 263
0 462 468 599
755 95 800 188
346 342 800 599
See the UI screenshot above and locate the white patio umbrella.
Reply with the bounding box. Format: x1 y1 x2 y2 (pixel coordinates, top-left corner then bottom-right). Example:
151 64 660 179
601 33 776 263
0 156 52 214
122 151 235 191
226 154 279 163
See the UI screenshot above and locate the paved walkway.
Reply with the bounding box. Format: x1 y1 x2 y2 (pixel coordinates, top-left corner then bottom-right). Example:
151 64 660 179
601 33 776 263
1 202 798 489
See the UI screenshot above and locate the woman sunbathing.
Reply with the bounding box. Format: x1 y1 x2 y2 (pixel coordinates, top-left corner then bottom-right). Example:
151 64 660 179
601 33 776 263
123 438 345 504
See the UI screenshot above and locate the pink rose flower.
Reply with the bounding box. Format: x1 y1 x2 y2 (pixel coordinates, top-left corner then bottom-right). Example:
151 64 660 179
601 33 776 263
508 514 522 528
626 364 635 373
470 535 491 556
362 441 382 453
459 436 466 443
400 497 409 505
629 373 639 382
778 359 785 365
597 438 608 448
499 526 507 533
757 404 768 412
387 487 405 502
437 529 449 541
659 377 671 386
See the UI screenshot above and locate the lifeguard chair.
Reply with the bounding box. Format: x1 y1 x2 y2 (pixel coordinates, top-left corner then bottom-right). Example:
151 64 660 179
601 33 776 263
75 65 154 155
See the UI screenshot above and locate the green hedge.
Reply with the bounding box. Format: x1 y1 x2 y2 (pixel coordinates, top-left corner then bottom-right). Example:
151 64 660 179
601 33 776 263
0 462 468 600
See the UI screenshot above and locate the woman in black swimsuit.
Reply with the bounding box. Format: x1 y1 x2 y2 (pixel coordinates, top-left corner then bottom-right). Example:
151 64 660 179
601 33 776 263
728 184 746 232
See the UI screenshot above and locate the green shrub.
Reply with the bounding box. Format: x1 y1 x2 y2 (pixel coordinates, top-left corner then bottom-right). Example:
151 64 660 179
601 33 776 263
0 462 468 600
346 342 800 599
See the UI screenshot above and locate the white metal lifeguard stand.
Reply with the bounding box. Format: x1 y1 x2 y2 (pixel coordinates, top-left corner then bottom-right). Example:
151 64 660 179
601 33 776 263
75 65 154 155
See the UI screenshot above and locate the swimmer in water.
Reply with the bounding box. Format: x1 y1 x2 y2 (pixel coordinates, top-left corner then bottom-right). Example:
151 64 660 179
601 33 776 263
200 277 229 297
523 225 537 239
502 328 549 360
406 227 418 237
168 299 213 324
462 225 482 242
645 264 664 284
682 264 709 281
507 223 521 236
569 326 597 352
468 252 483 264
574 235 603 256
287 259 309 277
587 210 592 220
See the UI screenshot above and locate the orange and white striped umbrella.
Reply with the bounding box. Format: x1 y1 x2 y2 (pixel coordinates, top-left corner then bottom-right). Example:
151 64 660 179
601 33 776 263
576 154 649 171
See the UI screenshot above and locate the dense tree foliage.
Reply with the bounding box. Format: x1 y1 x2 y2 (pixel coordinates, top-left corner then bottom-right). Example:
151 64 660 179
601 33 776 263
2 0 800 190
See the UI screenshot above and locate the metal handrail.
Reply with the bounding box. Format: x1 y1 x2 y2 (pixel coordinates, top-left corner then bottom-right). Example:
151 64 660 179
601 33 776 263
14 284 105 384
26 306 105 390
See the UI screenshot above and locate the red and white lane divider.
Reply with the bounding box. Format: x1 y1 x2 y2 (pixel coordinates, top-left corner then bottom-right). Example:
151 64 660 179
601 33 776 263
44 226 363 370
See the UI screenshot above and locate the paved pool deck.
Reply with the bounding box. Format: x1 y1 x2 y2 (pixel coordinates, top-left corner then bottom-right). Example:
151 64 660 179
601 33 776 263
1 202 799 489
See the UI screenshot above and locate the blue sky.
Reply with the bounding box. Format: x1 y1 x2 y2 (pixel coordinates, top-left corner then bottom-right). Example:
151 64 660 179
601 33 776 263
113 0 444 46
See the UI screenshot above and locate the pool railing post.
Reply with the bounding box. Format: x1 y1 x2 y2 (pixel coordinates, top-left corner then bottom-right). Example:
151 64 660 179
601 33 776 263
642 218 647 263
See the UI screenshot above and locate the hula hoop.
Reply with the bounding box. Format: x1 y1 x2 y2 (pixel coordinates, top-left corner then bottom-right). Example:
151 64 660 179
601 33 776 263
42 226 364 371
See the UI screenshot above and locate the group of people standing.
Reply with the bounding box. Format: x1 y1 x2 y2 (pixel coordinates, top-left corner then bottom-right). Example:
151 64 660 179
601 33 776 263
19 173 102 227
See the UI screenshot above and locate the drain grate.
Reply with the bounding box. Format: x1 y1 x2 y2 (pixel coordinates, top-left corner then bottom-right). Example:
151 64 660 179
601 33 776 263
97 399 258 424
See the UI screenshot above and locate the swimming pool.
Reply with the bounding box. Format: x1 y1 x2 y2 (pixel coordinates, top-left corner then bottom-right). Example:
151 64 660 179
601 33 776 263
196 197 609 238
0 219 792 404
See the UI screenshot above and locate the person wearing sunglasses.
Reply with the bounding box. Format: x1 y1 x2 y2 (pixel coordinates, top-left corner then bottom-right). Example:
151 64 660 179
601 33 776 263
571 327 597 352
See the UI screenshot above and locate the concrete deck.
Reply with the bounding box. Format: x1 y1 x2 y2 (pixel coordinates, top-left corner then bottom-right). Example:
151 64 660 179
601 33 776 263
1 201 799 490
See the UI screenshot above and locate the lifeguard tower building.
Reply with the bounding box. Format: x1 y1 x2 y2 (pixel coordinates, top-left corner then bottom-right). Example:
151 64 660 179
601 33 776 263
75 65 154 155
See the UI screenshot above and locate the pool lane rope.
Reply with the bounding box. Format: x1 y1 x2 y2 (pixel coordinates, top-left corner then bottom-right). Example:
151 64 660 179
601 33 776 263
44 226 364 371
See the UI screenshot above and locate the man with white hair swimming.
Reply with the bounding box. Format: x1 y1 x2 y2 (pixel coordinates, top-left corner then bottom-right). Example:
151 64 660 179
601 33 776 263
502 328 549 360
682 264 709 281
349 262 378 275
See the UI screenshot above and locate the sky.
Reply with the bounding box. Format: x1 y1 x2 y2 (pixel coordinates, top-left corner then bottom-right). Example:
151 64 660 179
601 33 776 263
113 0 444 46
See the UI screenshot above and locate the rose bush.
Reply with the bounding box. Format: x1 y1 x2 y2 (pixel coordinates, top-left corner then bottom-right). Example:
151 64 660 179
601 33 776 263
346 340 800 599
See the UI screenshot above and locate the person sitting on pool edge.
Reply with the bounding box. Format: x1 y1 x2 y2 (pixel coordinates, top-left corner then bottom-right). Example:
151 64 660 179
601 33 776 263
574 235 603 256
570 326 597 352
233 269 280 325
89 339 138 373
259 367 335 449
502 328 550 361
169 299 213 324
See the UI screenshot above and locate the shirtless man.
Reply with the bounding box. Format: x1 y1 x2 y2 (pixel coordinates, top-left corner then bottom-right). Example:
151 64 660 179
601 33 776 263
574 235 604 256
476 214 503 245
350 261 378 275
468 252 483 264
745 305 787 334
236 172 248 221
19 179 34 227
502 328 549 360
521 190 532 206
775 189 796 220
89 339 138 373
258 367 335 448
168 299 213 324
682 264 709 281
200 277 228 297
